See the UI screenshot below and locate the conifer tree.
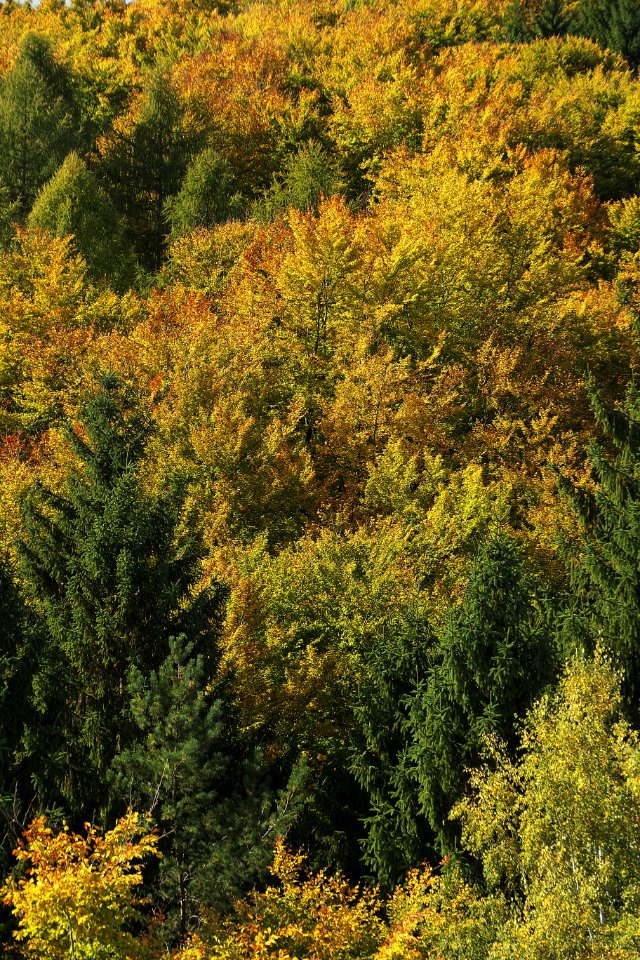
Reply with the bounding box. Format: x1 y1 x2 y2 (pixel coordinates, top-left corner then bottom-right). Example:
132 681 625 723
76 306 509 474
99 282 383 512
558 378 640 721
410 534 551 852
28 153 136 289
349 610 433 889
112 635 306 938
17 377 225 815
0 556 41 880
166 147 240 240
0 34 76 212
608 0 640 67
103 69 191 270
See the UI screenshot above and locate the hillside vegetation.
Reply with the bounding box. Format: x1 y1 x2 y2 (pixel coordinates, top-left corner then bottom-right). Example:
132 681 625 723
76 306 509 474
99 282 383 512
1 0 640 956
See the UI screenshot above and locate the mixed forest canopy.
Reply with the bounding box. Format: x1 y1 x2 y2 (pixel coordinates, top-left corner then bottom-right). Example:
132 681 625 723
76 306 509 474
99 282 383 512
1 0 640 956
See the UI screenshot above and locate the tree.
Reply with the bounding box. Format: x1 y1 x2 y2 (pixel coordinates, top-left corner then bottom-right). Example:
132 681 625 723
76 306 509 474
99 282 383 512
608 0 640 68
557 378 640 722
166 147 240 240
455 652 640 958
410 533 552 852
1 811 159 960
17 377 226 815
28 153 136 289
0 33 76 213
0 556 41 885
111 635 306 938
349 609 433 890
252 143 342 222
99 69 192 270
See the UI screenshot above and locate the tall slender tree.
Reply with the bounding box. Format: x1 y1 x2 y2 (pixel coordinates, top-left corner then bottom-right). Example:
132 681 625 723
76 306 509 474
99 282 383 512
557 377 640 721
0 34 76 213
18 376 225 815
410 534 552 852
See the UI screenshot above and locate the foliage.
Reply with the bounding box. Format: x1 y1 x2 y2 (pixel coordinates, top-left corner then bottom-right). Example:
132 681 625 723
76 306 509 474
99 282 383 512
1 810 159 960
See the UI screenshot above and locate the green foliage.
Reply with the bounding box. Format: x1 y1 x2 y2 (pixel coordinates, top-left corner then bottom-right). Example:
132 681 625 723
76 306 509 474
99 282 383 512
0 33 76 212
166 148 241 240
558 379 640 722
28 153 136 289
252 143 342 222
17 378 225 815
410 534 552 852
349 608 433 889
112 634 306 938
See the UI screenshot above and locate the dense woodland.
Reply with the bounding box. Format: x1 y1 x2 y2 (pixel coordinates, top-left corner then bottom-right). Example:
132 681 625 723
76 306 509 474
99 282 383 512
1 0 640 955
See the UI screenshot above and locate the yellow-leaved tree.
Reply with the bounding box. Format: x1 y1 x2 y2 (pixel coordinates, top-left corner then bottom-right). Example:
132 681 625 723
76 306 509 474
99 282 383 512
1 810 159 960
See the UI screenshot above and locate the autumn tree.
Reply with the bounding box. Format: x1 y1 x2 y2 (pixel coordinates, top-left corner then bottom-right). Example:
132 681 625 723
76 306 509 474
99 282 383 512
455 652 640 958
1 811 159 960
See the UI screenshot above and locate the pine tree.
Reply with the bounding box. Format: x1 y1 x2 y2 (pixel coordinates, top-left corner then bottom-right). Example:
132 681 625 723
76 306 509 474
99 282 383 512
411 534 551 852
166 147 240 240
17 377 225 815
0 34 76 213
557 378 640 721
349 609 433 889
112 635 308 938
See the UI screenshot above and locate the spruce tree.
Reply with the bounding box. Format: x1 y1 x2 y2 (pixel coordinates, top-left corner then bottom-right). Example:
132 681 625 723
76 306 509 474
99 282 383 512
28 153 136 289
410 534 551 852
349 609 433 889
557 378 640 721
17 377 225 815
608 0 640 68
0 556 41 877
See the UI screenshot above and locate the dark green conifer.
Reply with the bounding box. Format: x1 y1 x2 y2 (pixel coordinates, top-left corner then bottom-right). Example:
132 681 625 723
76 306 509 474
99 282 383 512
18 377 225 815
557 378 640 720
112 634 308 938
410 534 551 851
349 610 433 889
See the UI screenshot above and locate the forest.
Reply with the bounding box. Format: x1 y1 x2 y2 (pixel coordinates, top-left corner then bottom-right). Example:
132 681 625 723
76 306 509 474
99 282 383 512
1 0 640 955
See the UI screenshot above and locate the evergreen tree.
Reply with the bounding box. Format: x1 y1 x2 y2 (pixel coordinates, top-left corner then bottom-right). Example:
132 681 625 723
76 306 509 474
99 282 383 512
166 147 241 240
0 34 76 213
533 0 570 37
17 377 225 815
0 556 41 879
103 69 192 270
557 378 640 721
410 534 551 852
252 143 341 222
608 0 640 68
28 153 136 289
349 609 433 889
112 635 307 939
